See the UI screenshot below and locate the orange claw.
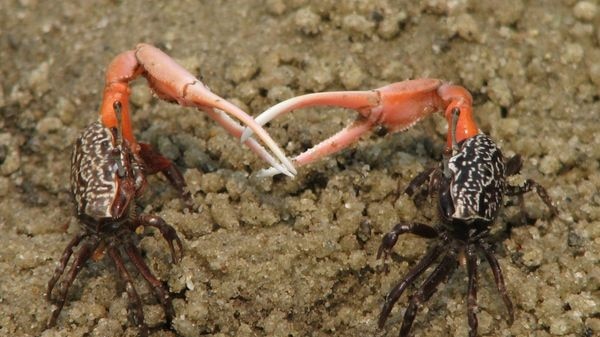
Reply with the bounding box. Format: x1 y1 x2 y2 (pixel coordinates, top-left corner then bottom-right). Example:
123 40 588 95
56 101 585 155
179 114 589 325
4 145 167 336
99 43 295 176
241 79 479 177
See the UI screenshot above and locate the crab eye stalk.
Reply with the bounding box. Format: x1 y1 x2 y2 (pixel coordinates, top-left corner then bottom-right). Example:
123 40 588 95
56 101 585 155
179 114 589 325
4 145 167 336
450 107 461 154
112 101 122 132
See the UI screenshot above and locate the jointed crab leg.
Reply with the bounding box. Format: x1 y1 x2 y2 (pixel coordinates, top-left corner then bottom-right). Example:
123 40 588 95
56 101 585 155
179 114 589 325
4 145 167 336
100 43 295 176
242 79 479 177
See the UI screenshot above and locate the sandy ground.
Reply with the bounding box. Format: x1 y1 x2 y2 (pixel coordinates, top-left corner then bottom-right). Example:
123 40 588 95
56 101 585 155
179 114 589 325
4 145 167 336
1 1 599 337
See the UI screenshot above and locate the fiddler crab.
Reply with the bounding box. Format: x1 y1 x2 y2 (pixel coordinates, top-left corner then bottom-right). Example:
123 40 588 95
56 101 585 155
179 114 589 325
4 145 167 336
241 79 557 336
46 44 558 337
46 43 293 336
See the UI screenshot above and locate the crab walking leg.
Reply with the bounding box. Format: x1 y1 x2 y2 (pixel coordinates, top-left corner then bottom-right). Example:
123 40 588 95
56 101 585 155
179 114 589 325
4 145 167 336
99 43 294 175
46 232 87 301
47 238 99 328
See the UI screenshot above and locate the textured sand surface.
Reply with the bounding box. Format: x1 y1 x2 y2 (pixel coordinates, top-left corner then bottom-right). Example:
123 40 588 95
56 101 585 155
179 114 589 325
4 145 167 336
0 1 598 337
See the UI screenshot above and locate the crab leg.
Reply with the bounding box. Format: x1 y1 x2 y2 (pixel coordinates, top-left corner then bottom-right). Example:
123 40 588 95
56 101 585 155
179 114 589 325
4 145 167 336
243 79 478 177
99 43 295 176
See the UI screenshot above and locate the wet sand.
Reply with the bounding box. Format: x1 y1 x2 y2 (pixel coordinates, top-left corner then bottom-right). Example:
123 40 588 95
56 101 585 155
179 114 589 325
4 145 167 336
0 1 598 337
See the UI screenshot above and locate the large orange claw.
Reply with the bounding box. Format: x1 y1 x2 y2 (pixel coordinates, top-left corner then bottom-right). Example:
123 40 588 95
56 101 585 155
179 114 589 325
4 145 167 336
99 43 295 176
241 78 479 177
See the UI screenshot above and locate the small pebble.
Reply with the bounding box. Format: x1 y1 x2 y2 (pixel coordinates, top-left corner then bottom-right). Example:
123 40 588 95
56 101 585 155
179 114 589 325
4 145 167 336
586 317 600 334
0 133 21 176
377 12 407 39
341 13 375 36
560 43 584 65
521 243 543 267
225 55 258 84
0 83 5 108
492 0 524 25
91 318 123 337
339 57 364 90
266 85 294 103
258 65 297 87
54 97 76 125
565 293 597 316
208 193 239 229
0 176 9 196
234 81 259 103
173 316 199 337
184 147 216 171
35 116 63 134
157 136 181 161
27 61 50 96
573 1 597 21
426 0 468 15
539 154 561 175
585 48 600 87
130 83 152 107
299 58 334 91
549 316 579 336
487 78 513 107
294 8 321 35
200 172 225 193
265 0 286 16
448 13 481 42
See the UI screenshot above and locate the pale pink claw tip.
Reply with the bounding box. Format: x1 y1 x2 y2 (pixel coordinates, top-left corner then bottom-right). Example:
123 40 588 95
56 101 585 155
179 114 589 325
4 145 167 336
256 166 293 178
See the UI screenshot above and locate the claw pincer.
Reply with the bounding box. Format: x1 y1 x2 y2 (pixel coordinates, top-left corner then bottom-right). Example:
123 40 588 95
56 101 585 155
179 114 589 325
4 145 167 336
242 78 477 176
101 43 294 176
